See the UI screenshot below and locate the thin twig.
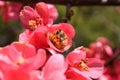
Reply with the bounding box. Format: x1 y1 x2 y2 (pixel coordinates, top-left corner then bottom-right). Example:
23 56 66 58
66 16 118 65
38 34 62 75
4 0 120 6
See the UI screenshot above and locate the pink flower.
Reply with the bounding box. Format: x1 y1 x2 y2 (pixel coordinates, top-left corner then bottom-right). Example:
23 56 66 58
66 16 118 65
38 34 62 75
20 6 43 30
0 1 5 13
0 42 46 70
19 26 49 50
0 59 41 80
88 37 113 61
39 54 67 80
113 60 120 80
0 1 22 21
99 63 120 80
47 23 75 52
35 2 53 26
19 23 75 52
20 2 58 30
47 4 58 21
66 46 104 80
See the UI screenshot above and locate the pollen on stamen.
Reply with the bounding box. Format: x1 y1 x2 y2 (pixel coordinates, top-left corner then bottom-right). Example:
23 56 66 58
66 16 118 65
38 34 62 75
35 17 43 26
49 30 68 50
17 56 25 65
79 60 89 71
28 20 37 30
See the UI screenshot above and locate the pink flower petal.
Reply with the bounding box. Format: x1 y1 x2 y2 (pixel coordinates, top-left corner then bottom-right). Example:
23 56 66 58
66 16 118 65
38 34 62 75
104 45 113 56
49 23 75 39
22 49 46 70
114 60 120 75
60 23 75 39
11 42 36 58
66 46 86 66
44 71 66 80
65 67 91 80
85 58 104 79
0 45 20 63
20 6 40 29
19 29 32 43
35 2 50 25
47 4 58 21
4 69 30 80
43 54 67 80
29 27 48 50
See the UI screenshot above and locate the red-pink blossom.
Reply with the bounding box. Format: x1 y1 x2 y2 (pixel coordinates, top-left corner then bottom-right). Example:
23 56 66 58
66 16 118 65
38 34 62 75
19 26 49 50
20 2 58 30
0 59 41 80
113 60 120 80
20 6 42 30
0 1 4 13
0 42 46 70
98 60 120 80
19 23 75 53
88 37 113 61
47 23 75 52
0 1 22 21
66 46 104 80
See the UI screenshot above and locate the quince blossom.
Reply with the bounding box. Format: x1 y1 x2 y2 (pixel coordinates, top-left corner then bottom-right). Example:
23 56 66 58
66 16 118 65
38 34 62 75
88 37 113 61
65 46 104 80
19 23 75 52
47 23 75 52
20 2 58 30
0 58 41 80
0 1 22 21
0 1 106 80
19 26 49 50
0 42 46 70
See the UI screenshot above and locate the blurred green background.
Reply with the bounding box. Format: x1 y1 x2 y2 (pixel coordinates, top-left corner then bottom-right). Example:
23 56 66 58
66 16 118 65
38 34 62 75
0 6 120 49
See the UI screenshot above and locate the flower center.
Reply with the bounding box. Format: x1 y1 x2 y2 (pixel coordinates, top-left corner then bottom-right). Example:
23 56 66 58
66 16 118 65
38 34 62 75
28 16 43 30
17 56 25 65
49 29 68 50
78 58 89 71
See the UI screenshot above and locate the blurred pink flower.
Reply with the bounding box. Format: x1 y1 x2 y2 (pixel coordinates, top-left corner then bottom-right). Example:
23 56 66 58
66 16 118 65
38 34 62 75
114 60 120 78
0 1 22 21
88 37 113 61
66 46 104 80
99 60 120 80
0 1 5 13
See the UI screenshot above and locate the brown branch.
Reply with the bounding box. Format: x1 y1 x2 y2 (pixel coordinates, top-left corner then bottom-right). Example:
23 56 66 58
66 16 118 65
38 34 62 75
4 0 120 6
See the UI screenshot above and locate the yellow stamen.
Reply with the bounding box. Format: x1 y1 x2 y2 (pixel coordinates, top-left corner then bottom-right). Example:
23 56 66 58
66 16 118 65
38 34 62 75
29 20 38 30
79 59 89 71
17 56 25 65
49 30 68 50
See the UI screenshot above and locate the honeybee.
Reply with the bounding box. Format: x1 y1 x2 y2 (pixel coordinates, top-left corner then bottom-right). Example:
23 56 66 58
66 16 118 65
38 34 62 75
49 29 68 50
